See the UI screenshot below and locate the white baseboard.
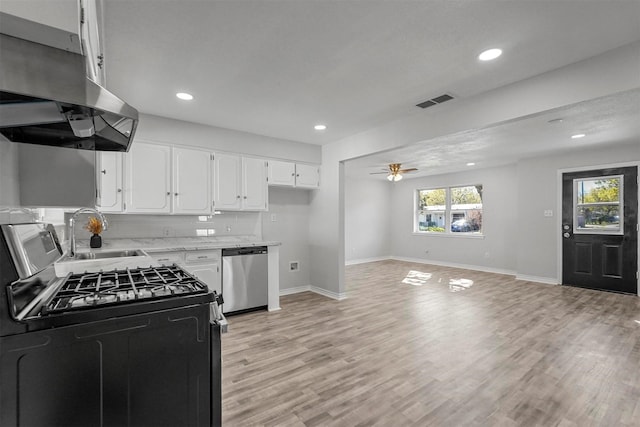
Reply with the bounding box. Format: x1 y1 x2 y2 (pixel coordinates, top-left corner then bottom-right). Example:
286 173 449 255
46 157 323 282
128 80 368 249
310 285 348 300
515 274 558 285
345 256 391 266
279 285 310 296
279 284 347 301
390 256 516 276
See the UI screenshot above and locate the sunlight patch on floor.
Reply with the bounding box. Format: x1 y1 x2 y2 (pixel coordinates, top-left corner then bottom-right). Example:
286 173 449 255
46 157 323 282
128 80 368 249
402 270 432 286
449 278 474 292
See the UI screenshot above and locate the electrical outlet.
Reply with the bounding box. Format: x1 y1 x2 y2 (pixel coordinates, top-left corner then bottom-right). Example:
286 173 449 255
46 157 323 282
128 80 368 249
289 261 299 271
271 214 277 222
163 227 172 237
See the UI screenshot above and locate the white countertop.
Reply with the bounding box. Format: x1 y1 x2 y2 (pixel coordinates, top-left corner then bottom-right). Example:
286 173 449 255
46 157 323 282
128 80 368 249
73 236 281 253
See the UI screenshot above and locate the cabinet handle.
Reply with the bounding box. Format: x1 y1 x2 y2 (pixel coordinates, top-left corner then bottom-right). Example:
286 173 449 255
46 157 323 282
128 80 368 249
291 173 295 176
117 188 122 193
236 195 240 199
296 174 300 177
174 192 179 196
244 196 247 199
101 169 107 174
166 192 171 196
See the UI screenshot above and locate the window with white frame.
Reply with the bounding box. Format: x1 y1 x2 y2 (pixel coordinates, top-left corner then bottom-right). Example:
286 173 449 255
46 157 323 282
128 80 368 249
415 185 483 234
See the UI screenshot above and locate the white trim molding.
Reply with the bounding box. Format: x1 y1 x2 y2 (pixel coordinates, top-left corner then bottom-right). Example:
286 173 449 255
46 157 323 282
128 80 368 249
310 286 348 301
391 256 516 276
345 256 391 266
279 285 348 301
515 274 559 285
279 285 311 296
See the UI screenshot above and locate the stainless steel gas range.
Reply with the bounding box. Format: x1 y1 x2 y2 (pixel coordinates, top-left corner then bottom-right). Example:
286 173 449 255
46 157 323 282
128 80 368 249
0 222 223 427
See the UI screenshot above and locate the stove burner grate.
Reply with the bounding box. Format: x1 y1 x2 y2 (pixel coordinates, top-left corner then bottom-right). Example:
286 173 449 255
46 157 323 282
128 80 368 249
45 265 208 314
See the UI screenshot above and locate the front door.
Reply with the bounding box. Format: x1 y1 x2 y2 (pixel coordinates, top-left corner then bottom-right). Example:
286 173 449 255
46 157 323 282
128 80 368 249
562 166 638 294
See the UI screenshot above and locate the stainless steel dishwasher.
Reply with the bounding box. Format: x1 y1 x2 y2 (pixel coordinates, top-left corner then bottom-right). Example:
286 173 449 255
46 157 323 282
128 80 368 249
221 246 268 314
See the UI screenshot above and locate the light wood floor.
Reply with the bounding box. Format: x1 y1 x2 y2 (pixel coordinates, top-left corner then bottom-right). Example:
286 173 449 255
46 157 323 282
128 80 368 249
221 260 640 426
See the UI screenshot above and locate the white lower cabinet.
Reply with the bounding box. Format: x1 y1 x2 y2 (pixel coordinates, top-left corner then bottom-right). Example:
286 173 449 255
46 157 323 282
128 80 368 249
150 250 221 295
182 251 221 294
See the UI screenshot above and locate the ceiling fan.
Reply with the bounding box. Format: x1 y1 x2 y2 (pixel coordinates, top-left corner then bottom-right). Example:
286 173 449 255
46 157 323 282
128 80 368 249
370 163 418 181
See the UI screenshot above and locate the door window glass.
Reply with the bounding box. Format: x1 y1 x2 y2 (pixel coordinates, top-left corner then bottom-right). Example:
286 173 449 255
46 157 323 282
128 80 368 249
574 175 623 234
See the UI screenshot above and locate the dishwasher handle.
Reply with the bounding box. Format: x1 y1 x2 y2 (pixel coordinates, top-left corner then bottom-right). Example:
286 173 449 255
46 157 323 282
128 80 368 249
222 246 268 256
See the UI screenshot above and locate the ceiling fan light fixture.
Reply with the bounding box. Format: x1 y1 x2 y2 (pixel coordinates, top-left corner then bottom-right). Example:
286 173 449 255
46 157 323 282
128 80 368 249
387 173 402 182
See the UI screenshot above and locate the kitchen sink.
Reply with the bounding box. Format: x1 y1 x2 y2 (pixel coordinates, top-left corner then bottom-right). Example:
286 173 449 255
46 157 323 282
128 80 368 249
54 249 153 277
72 249 146 260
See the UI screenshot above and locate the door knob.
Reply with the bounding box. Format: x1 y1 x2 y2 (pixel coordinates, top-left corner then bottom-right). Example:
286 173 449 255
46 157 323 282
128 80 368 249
563 232 571 238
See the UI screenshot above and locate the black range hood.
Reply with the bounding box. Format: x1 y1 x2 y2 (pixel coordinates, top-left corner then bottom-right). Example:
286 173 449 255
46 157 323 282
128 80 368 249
0 32 138 152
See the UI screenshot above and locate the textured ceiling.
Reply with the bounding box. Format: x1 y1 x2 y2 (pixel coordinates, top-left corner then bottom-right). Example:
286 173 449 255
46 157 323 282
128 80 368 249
345 89 640 179
102 0 640 149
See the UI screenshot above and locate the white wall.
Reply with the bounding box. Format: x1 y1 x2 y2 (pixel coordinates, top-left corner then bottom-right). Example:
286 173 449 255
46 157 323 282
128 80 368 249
516 141 640 283
389 164 518 273
344 176 391 263
135 113 321 164
262 187 312 292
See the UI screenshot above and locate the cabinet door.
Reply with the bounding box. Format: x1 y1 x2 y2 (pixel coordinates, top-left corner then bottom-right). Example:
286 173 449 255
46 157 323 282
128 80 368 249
267 160 295 187
295 164 320 188
173 147 211 214
95 152 123 212
213 153 241 210
242 157 268 211
183 262 221 294
125 142 171 213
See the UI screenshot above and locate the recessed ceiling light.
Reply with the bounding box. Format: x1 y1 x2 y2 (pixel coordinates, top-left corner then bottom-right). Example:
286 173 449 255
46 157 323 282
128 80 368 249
478 48 502 61
466 162 476 166
571 133 586 139
314 124 327 131
176 92 193 101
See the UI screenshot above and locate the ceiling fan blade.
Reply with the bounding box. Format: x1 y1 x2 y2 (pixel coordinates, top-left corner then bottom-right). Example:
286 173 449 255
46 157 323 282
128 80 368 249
369 171 389 175
399 168 418 173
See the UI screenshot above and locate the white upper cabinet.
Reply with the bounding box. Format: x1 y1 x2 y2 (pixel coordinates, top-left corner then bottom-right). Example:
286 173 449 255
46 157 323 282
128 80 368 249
294 163 320 188
172 147 212 214
95 152 123 212
214 154 268 211
125 142 172 213
267 160 319 188
267 160 296 186
213 153 242 210
242 157 268 211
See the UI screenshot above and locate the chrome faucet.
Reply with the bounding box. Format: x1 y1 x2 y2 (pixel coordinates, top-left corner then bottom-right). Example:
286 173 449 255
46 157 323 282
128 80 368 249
69 208 108 258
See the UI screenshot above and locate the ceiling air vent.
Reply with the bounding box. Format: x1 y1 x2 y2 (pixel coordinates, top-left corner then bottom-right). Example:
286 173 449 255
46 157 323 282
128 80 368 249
416 93 454 109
